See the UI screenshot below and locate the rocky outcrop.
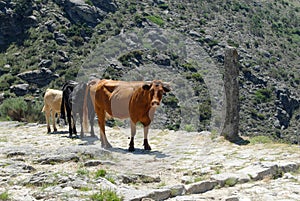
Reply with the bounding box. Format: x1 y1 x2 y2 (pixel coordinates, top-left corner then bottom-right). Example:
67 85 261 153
275 87 300 129
10 84 29 96
54 0 117 26
17 67 59 87
0 0 37 50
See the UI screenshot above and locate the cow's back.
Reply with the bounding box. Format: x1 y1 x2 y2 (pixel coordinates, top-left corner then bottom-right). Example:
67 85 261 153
95 80 144 119
44 89 63 112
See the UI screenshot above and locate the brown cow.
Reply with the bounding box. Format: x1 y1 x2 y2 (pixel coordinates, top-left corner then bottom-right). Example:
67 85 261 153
94 79 170 151
42 88 63 133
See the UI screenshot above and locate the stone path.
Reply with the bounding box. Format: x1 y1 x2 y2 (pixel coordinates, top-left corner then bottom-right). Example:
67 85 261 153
0 121 299 200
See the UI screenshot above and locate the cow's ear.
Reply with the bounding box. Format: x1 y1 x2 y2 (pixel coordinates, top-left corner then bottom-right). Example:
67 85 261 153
142 84 151 90
162 83 171 93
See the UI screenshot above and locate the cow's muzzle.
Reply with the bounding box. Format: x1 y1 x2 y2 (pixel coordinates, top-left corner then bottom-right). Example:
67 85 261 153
151 100 160 107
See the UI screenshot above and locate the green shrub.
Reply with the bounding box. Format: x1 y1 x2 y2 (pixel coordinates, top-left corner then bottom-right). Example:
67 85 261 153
0 97 44 122
145 15 165 26
95 169 107 178
250 135 273 144
0 191 9 200
90 189 122 201
25 99 45 123
0 97 27 121
77 168 90 176
158 3 169 10
184 124 196 132
85 0 93 6
0 74 23 91
254 88 273 103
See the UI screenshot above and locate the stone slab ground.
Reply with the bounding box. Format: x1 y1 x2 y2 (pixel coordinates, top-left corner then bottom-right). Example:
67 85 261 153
0 121 299 200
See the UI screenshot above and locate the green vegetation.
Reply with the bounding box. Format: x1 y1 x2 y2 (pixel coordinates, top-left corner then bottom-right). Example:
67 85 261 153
184 124 196 132
76 168 90 176
224 178 238 187
90 189 122 201
145 15 165 26
0 97 44 122
0 191 9 201
95 169 107 178
254 88 273 104
249 135 274 144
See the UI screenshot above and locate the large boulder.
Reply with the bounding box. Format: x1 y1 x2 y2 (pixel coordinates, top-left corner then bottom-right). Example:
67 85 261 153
54 0 117 26
10 84 29 96
17 68 59 87
275 87 300 129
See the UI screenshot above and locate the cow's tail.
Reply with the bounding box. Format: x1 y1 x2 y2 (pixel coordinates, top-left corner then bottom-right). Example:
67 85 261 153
82 84 90 133
41 106 45 112
60 91 66 122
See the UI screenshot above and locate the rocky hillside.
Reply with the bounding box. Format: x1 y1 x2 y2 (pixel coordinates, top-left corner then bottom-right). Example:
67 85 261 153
0 122 300 200
0 0 299 142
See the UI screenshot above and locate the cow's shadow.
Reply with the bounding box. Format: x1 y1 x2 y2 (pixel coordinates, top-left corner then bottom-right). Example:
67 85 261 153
109 147 169 159
47 131 69 135
79 135 100 145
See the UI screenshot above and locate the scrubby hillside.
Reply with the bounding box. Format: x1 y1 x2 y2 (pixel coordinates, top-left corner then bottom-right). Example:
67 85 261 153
0 0 299 143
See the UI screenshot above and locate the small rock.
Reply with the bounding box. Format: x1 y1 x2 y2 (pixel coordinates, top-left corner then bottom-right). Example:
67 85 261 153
163 184 185 197
10 84 29 96
35 154 79 164
84 160 102 167
38 59 52 68
225 196 239 201
185 180 218 194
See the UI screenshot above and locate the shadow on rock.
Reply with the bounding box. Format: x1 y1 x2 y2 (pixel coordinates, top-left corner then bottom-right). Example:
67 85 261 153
109 147 169 158
47 130 69 135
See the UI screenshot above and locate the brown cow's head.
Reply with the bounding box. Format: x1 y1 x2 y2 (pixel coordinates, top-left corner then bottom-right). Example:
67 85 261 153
142 80 171 107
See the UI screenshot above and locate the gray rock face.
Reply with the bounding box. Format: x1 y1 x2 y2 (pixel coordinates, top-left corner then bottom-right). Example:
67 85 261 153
17 67 59 87
55 0 117 26
10 84 29 96
185 180 218 194
275 87 300 129
0 1 36 50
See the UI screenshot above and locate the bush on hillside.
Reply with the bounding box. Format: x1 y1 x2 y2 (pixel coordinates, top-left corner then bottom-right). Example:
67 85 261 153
0 97 44 122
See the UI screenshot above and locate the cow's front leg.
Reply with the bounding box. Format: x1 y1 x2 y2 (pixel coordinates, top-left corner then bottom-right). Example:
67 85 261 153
143 125 151 150
97 110 112 148
129 120 136 152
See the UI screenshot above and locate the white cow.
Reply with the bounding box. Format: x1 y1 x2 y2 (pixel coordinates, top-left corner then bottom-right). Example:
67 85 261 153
42 88 63 133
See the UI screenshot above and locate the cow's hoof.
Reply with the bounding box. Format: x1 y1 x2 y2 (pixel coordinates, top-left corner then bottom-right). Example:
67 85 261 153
143 139 151 150
128 146 135 152
102 143 112 149
47 128 51 133
144 145 152 151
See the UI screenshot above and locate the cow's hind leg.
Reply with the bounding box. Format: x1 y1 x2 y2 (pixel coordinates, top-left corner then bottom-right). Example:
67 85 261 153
52 110 57 132
66 108 74 137
129 120 137 152
78 111 84 138
45 109 51 133
72 115 77 135
89 112 95 137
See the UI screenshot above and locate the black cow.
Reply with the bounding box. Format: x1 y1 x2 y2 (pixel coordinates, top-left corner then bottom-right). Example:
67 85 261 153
60 80 78 137
60 80 96 138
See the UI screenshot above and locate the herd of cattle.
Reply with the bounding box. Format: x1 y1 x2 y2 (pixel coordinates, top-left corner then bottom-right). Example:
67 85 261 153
42 79 171 151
